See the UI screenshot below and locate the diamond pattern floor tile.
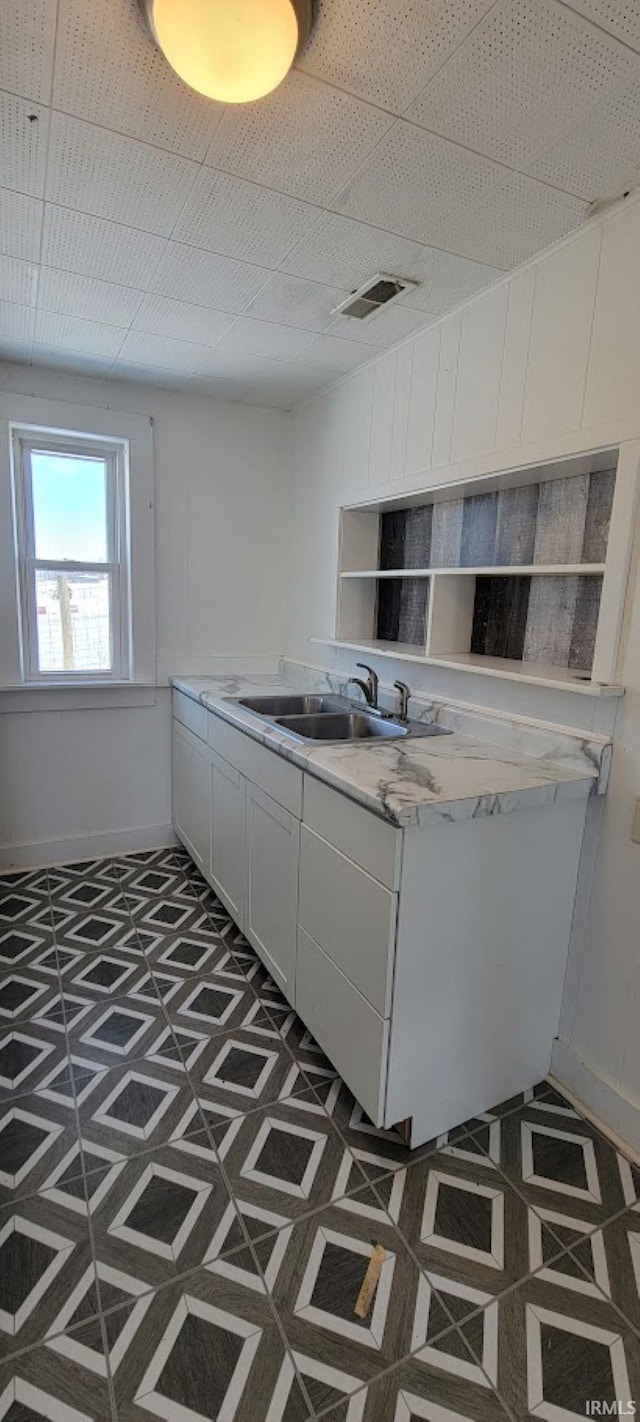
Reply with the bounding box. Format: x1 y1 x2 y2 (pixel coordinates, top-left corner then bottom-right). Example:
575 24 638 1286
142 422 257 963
0 849 638 1422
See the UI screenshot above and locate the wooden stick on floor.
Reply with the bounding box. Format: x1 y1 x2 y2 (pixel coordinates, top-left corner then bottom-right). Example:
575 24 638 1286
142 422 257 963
354 1244 387 1319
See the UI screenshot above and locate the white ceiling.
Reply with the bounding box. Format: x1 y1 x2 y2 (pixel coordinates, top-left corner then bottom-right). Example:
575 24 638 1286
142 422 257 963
1 0 640 409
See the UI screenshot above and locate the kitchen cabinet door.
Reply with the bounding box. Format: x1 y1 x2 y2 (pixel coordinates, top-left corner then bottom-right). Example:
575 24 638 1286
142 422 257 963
209 749 246 927
172 719 210 875
244 780 300 1001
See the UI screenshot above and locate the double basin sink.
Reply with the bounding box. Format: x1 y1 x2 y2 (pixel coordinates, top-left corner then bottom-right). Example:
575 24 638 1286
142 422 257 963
226 693 453 744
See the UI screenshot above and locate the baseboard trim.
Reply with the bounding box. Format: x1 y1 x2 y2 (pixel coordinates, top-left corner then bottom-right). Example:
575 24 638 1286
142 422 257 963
551 1038 640 1161
0 824 177 872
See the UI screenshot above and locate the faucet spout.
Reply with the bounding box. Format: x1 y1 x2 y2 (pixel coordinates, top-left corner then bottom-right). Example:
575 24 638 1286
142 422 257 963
347 662 379 709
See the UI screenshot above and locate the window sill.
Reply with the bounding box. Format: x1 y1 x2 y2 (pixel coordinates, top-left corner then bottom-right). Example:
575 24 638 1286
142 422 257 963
0 682 161 712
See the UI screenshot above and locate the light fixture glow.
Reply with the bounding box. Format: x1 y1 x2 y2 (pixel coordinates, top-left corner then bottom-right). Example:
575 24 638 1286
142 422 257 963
139 0 313 104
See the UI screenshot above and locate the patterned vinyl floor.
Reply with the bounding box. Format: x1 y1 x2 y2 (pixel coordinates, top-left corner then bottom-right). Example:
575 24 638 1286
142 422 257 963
0 848 639 1422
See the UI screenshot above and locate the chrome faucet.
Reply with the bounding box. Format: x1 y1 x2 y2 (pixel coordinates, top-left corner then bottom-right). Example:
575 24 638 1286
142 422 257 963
347 662 379 709
394 680 411 722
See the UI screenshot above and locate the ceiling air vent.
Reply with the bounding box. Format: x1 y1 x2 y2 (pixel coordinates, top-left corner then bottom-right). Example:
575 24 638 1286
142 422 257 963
332 273 419 320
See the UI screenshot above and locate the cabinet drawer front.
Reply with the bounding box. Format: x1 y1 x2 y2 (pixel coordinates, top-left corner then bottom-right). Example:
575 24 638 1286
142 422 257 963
207 713 302 817
296 927 388 1127
172 689 207 743
299 826 397 1017
303 774 400 888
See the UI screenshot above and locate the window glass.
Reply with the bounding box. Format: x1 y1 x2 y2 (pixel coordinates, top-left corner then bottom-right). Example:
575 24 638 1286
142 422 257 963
35 569 112 673
31 451 109 562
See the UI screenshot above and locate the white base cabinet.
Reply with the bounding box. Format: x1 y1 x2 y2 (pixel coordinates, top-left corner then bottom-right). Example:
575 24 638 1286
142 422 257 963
209 749 245 928
172 688 589 1150
245 782 300 996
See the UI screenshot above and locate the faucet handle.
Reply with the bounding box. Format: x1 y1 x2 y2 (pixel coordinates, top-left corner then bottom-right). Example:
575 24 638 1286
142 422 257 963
394 680 411 722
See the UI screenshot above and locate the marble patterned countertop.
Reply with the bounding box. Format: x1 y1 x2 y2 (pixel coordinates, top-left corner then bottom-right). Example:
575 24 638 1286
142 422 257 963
170 667 610 828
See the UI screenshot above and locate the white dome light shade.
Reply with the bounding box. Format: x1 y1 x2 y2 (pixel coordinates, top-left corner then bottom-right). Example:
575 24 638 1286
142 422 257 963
139 0 313 104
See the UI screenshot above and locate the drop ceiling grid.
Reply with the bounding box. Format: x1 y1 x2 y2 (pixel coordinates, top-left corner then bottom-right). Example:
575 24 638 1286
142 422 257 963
0 0 639 405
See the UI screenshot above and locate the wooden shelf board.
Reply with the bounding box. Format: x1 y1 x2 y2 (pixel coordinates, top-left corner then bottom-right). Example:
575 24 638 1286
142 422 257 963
311 638 623 696
341 564 606 579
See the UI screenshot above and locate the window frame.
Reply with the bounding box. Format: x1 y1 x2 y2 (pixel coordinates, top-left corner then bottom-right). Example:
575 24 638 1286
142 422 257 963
11 426 132 685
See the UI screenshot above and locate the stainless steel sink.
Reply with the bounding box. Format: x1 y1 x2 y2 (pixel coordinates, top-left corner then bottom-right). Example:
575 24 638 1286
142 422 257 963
235 694 348 716
226 692 453 743
274 712 452 743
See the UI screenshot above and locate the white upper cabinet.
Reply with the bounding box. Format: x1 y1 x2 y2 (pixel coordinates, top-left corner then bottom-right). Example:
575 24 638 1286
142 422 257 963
452 284 508 462
432 311 461 468
521 226 602 443
582 202 640 431
369 351 397 486
404 325 439 479
495 268 536 451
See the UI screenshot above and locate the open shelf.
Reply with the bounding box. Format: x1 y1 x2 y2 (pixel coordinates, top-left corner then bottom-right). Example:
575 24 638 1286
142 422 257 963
333 447 635 691
341 564 606 579
311 638 624 695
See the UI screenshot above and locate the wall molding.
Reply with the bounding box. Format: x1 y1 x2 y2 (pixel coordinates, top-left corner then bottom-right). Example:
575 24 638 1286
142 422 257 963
551 1037 640 1158
0 823 176 873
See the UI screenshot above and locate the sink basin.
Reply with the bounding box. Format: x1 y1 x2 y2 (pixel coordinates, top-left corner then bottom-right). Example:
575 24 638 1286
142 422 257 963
235 694 348 716
274 712 452 743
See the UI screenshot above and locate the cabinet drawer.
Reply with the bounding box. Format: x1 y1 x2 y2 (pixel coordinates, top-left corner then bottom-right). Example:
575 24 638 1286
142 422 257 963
207 713 302 817
172 689 207 742
299 825 397 1017
303 774 401 888
296 927 388 1127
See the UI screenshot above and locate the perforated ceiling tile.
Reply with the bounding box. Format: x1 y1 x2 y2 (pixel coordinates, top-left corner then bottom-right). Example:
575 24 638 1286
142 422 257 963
240 365 333 407
526 75 640 200
42 206 168 287
328 302 429 348
406 0 640 168
0 0 57 103
132 293 235 345
0 254 38 307
205 70 394 206
173 167 317 269
0 301 35 344
37 267 145 327
118 329 210 372
52 0 225 160
110 361 195 389
213 318 316 361
32 345 116 377
46 113 200 236
563 0 640 52
332 120 506 246
298 0 496 111
150 244 270 314
295 333 373 374
34 309 126 359
195 350 283 381
282 210 506 313
0 189 43 262
0 94 49 198
443 171 589 268
245 273 349 332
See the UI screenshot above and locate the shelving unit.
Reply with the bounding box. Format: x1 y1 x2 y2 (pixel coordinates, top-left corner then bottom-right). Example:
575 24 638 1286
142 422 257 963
330 446 638 692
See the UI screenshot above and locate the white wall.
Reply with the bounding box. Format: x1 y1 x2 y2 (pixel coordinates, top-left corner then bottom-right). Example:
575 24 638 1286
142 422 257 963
285 192 640 1147
0 364 290 866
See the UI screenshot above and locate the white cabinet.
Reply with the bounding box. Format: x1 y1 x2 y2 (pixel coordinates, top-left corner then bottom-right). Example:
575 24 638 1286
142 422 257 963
172 719 210 873
209 749 245 927
244 781 300 997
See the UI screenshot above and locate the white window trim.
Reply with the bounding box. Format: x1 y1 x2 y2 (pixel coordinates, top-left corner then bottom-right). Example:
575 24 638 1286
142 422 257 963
12 427 131 685
0 393 156 703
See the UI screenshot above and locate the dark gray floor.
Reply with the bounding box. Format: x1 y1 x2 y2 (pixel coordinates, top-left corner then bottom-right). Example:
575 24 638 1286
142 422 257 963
1 848 639 1421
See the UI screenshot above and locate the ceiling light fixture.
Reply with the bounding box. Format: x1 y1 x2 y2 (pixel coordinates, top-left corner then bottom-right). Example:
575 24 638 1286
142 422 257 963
138 0 314 104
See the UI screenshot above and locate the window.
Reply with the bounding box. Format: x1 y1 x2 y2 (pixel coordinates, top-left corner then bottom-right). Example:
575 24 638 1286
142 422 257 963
12 428 131 682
